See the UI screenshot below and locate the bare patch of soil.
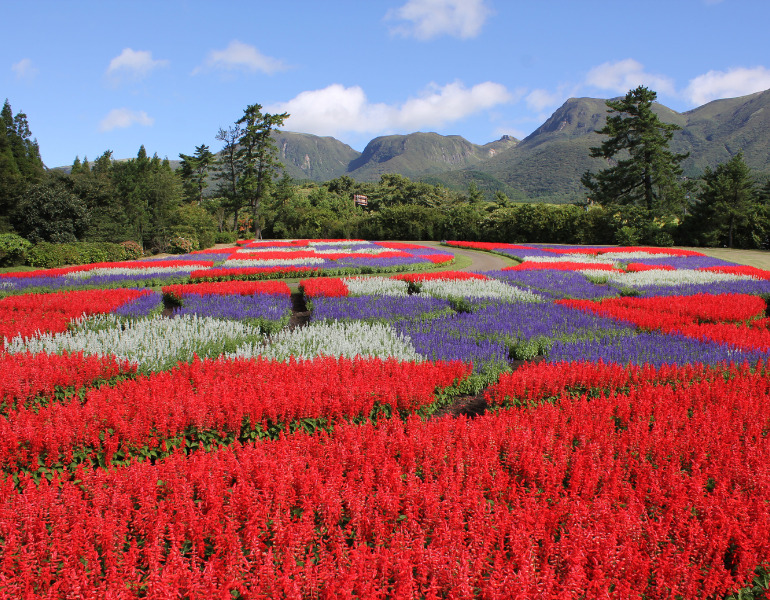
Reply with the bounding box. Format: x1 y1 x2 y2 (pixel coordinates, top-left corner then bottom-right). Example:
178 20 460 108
429 357 543 419
289 292 310 330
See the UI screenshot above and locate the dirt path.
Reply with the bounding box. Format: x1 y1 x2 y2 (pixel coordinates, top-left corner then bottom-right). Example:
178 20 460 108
401 240 519 272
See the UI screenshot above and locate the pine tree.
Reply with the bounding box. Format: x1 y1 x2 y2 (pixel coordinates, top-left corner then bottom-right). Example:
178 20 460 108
236 103 289 239
686 153 758 248
581 86 688 214
179 144 215 204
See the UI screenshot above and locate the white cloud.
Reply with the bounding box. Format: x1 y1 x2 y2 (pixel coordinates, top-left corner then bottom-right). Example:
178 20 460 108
387 0 491 40
99 108 154 132
525 88 564 112
684 66 770 105
193 40 286 75
12 58 38 80
267 81 512 137
585 59 675 96
106 48 169 81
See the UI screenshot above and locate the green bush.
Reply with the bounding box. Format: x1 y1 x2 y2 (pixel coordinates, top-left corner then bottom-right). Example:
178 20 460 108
215 231 237 244
0 233 32 267
120 241 143 260
25 241 135 269
168 236 196 254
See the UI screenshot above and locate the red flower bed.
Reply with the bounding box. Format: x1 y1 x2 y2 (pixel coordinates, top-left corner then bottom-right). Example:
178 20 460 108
699 265 770 280
445 240 533 251
422 254 454 264
0 356 470 474
393 270 489 283
0 351 135 414
162 280 291 299
625 262 676 272
559 293 766 331
559 293 770 351
0 288 151 344
503 261 623 272
299 277 349 298
2 360 767 597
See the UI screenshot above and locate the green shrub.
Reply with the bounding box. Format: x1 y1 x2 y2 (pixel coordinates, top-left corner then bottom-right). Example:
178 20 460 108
26 241 135 268
215 231 237 244
168 236 196 254
120 240 143 260
0 233 32 267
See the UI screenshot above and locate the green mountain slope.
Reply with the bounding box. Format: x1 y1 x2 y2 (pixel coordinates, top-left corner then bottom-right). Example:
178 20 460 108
273 131 360 182
345 132 518 181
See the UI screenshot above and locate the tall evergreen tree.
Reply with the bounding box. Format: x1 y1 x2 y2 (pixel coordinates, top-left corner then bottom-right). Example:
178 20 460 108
581 86 688 214
179 144 215 204
0 99 44 229
214 124 243 231
684 153 759 248
235 103 289 239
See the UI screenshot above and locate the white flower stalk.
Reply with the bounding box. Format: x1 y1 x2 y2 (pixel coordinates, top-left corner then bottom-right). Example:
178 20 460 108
343 277 409 296
420 279 542 302
66 266 201 279
307 240 368 247
230 320 423 362
590 269 758 287
5 313 263 373
235 248 313 254
313 247 391 255
598 251 680 260
224 257 327 267
520 255 616 264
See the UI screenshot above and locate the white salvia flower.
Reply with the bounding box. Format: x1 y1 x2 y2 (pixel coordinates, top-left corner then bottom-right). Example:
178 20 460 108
343 276 409 296
520 255 616 264
598 251 680 260
66 266 201 279
592 269 758 287
230 320 423 362
224 257 327 267
419 279 542 302
5 313 263 373
307 240 369 247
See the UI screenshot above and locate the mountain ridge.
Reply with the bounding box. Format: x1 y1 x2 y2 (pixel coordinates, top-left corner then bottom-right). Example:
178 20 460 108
58 89 770 201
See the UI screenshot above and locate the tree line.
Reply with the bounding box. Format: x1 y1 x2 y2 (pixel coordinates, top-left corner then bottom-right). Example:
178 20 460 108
1 90 770 263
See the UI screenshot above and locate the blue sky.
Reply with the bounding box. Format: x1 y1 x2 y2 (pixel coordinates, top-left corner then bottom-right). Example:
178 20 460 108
4 0 770 168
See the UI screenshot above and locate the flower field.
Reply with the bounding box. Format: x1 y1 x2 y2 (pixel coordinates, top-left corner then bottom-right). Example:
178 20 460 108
1 239 770 598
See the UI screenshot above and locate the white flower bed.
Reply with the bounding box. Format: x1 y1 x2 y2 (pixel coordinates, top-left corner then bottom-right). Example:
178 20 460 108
520 255 616 264
235 247 313 253
585 269 758 287
5 314 263 373
598 251 680 260
343 277 409 296
419 279 542 302
229 321 423 362
313 247 392 255
66 266 201 279
224 257 327 267
307 240 368 247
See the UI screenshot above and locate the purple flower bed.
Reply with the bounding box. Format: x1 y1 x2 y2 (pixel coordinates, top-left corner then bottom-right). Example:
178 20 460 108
0 271 191 292
463 301 634 341
396 323 510 366
311 295 452 323
172 293 292 323
485 269 622 300
113 291 164 317
547 331 770 367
